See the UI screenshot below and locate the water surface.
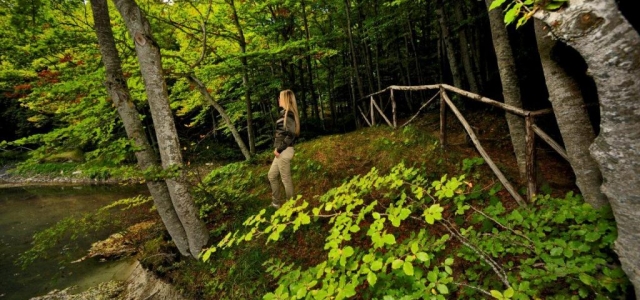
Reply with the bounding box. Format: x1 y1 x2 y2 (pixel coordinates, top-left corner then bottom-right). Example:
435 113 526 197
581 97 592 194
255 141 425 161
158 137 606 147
0 184 147 300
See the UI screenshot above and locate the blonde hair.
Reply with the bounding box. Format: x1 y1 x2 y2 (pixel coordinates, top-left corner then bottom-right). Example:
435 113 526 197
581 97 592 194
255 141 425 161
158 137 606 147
279 89 300 136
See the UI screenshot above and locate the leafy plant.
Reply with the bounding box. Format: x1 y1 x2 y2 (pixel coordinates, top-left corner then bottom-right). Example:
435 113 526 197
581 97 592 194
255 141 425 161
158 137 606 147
202 163 629 299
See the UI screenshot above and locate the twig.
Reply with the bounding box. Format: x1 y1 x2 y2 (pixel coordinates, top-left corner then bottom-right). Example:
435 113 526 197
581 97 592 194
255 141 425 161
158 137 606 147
470 206 534 246
453 282 493 297
441 219 511 288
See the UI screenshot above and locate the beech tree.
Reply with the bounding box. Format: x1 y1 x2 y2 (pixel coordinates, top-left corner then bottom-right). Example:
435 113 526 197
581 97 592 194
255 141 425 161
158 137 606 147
484 0 528 179
498 0 640 294
112 0 209 258
533 20 607 209
90 0 193 257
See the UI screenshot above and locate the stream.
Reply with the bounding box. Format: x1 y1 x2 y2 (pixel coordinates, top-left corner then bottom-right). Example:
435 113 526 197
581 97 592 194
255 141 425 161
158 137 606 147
0 184 148 300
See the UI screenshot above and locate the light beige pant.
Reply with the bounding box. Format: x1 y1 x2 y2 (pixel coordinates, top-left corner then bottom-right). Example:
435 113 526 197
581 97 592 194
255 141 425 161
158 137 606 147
268 147 295 205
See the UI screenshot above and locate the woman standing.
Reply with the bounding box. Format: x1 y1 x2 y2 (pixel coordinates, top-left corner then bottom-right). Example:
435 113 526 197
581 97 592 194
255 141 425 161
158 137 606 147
268 89 300 208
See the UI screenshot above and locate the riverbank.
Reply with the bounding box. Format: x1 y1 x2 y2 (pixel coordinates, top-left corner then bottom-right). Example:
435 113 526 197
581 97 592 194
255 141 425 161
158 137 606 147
0 164 140 188
30 260 186 300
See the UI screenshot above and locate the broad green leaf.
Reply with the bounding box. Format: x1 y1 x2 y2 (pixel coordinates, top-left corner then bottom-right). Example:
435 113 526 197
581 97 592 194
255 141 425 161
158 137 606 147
416 252 429 262
367 271 378 286
436 284 449 294
371 260 383 271
392 259 404 269
403 261 414 276
503 287 514 298
383 233 396 245
490 290 503 299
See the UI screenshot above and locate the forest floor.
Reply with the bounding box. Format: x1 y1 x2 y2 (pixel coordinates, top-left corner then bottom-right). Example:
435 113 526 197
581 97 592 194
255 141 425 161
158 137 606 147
11 109 585 299
142 109 582 299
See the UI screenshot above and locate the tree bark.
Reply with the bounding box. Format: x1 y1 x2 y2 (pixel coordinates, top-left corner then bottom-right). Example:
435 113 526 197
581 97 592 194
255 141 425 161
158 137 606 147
484 0 528 179
112 0 209 258
228 0 256 155
436 0 463 90
534 0 640 294
533 20 607 208
90 0 191 257
453 0 479 93
188 75 251 161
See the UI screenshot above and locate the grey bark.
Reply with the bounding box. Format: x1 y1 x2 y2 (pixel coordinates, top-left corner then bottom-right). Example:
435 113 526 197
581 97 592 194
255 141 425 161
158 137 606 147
228 0 256 155
90 0 191 257
484 0 528 179
187 75 251 161
453 0 479 93
533 20 607 208
436 0 463 90
112 0 209 258
534 0 640 295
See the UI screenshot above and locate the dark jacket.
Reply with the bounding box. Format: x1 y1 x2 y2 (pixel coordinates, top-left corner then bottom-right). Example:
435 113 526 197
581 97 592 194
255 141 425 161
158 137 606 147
274 110 297 153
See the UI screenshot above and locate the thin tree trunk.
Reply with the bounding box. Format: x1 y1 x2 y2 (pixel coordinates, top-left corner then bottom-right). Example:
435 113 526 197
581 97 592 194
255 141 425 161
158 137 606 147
453 0 479 93
90 0 191 257
344 0 364 100
535 0 640 293
112 0 209 258
436 0 463 89
228 0 255 155
484 0 527 179
533 20 607 208
188 75 251 160
301 0 319 120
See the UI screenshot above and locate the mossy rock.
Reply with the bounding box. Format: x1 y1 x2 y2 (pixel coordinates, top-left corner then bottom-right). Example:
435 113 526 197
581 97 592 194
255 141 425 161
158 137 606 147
42 149 85 163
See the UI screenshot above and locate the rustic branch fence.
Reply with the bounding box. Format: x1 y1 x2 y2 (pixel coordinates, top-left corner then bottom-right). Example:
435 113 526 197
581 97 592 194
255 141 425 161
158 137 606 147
359 84 567 207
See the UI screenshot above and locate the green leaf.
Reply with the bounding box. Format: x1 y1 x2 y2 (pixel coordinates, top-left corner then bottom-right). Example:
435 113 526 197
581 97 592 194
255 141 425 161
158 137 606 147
490 290 503 299
585 231 601 242
383 233 396 245
550 247 563 256
444 258 454 265
403 261 414 276
416 252 429 262
503 287 514 298
411 242 419 254
489 0 507 11
371 260 383 271
436 284 449 295
579 273 594 286
427 270 438 282
299 212 311 225
367 271 378 286
342 246 354 258
392 259 404 269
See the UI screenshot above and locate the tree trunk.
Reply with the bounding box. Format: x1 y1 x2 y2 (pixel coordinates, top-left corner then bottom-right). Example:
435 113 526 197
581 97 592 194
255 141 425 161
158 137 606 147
112 0 209 258
90 0 191 257
533 20 607 208
484 0 528 179
228 0 255 155
301 0 319 120
534 0 640 294
344 0 364 100
453 0 479 93
436 0 463 89
188 75 251 161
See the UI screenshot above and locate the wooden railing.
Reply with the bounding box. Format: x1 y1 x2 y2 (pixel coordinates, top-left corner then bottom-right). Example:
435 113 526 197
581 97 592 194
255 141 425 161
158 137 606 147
359 84 567 207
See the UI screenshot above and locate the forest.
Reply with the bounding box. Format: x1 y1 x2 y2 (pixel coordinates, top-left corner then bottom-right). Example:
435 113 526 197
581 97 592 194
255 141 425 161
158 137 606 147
1 0 639 299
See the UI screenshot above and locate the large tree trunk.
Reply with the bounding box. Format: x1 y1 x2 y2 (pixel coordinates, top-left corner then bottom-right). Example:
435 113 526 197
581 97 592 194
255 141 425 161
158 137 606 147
436 0 463 90
533 20 607 208
90 0 191 257
112 0 209 258
187 75 251 161
534 0 640 295
484 0 528 179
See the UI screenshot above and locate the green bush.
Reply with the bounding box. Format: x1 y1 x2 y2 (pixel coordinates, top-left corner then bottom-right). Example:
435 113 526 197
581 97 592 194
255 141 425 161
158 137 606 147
203 163 629 299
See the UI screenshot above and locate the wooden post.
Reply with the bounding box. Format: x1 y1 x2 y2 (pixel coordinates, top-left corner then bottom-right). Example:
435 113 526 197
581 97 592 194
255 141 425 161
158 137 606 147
439 85 447 147
358 106 372 127
370 96 376 126
391 89 397 128
372 100 394 127
525 114 537 201
532 124 569 161
441 91 526 207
